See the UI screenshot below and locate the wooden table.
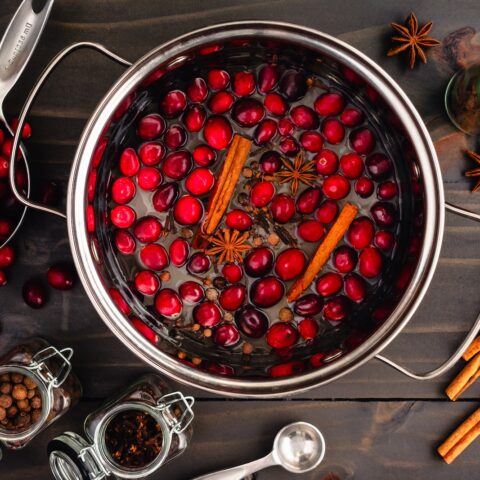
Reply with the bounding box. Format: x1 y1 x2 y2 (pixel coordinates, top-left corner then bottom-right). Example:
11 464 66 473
1 1 480 478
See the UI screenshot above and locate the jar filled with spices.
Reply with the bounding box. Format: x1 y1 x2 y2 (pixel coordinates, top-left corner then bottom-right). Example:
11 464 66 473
0 338 81 455
48 374 194 480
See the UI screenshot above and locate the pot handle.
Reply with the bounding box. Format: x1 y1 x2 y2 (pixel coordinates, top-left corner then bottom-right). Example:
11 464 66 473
8 42 132 219
375 202 480 380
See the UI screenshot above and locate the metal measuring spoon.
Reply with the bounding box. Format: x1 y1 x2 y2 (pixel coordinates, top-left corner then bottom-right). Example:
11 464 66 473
192 422 326 480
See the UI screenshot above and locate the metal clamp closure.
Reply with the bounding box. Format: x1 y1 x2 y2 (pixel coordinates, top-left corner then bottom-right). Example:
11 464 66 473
156 392 195 434
27 346 73 389
78 445 110 480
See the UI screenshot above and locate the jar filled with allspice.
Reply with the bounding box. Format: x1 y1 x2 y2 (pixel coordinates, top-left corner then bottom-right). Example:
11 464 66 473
48 374 194 480
0 338 81 454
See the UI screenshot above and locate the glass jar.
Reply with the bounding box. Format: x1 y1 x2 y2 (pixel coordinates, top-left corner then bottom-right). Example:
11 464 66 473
0 338 81 455
48 373 194 480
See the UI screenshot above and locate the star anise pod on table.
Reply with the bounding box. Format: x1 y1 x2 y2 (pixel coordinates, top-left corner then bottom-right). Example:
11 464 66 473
275 152 316 195
205 228 252 264
387 12 441 69
464 150 480 192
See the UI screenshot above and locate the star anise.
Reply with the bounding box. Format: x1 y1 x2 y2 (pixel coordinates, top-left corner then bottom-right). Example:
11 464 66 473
275 153 317 195
464 150 480 192
387 12 441 69
205 228 252 264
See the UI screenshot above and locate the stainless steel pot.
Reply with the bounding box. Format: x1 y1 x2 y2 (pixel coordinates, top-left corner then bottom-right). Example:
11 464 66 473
9 21 480 397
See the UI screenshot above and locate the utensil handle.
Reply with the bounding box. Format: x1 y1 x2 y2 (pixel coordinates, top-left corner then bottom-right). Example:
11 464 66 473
8 42 131 219
375 201 480 380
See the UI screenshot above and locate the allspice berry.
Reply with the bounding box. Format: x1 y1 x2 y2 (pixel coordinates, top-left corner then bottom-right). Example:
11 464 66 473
11 373 24 384
242 342 254 355
23 376 37 390
31 409 42 423
0 407 6 421
17 399 30 412
206 288 218 301
267 232 280 246
0 395 12 409
0 383 12 394
279 307 294 323
159 271 171 282
30 396 42 410
12 384 28 400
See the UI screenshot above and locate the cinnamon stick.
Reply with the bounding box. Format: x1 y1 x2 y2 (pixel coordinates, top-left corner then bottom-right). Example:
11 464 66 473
445 352 480 401
287 202 358 302
438 408 480 464
463 336 480 361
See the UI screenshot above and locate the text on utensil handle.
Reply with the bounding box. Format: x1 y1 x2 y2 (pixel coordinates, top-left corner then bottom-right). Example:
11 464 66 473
5 22 33 71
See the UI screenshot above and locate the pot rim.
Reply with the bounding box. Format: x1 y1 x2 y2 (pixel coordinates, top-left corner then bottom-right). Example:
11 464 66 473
67 21 444 398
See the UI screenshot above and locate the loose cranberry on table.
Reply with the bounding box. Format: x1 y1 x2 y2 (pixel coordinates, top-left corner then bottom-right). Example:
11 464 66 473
47 264 76 291
0 245 15 269
22 279 47 309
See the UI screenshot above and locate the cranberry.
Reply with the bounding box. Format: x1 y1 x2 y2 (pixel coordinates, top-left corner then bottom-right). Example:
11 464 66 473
270 361 305 377
366 153 392 179
134 270 160 296
138 142 166 166
0 245 14 268
179 281 204 304
133 216 162 243
275 248 306 281
11 117 31 139
279 70 307 100
350 128 376 155
119 148 140 176
0 220 12 240
250 181 275 207
138 114 165 139
258 64 279 93
254 119 277 144
114 230 136 254
182 105 206 133
193 145 216 167
0 271 6 286
279 135 299 156
377 181 398 199
214 324 241 347
152 183 179 212
137 167 162 191
187 77 208 102
232 98 265 127
298 220 325 242
169 238 189 267
204 116 233 150
264 93 288 116
290 105 318 129
344 273 367 303
250 276 284 308
316 200 338 224
46 264 75 291
260 151 282 174
298 318 319 340
314 92 345 116
315 149 339 175
316 272 343 297
278 118 294 136
187 252 211 274
174 195 203 225
160 90 187 117
347 217 374 250
162 151 192 181
340 107 364 126
225 209 253 231
185 168 215 196
219 284 247 310
88 171 96 206
375 230 395 251
322 118 345 144
324 295 350 322
131 317 158 344
296 187 322 215
111 177 135 204
244 247 274 277
333 246 357 273
358 246 383 278
271 194 295 223
87 205 95 233
340 152 364 179
22 279 47 309
266 323 299 349
39 181 60 206
301 131 326 154
233 71 255 96
208 91 235 113
322 175 350 200
235 305 268 338
370 202 396 227
140 244 169 271
111 205 136 228
294 294 323 316
109 288 131 315
207 69 230 90
222 263 243 283
355 177 374 198
193 301 222 327
155 288 183 318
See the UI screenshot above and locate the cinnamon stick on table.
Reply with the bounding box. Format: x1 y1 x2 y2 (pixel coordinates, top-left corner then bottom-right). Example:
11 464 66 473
463 336 480 361
445 352 480 401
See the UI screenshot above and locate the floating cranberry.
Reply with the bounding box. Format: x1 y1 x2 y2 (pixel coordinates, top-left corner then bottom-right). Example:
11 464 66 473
322 118 345 144
109 288 131 315
140 244 169 271
222 263 243 283
340 152 363 179
294 294 324 316
233 71 255 96
232 98 265 127
0 245 14 268
169 238 189 267
278 118 294 136
347 217 374 250
111 177 135 204
204 116 233 150
179 281 204 304
193 145 216 167
279 70 307 100
315 149 338 175
207 69 230 90
131 317 158 344
270 361 305 377
208 91 235 113
301 131 325 154
160 90 187 118
350 128 376 155
298 220 325 242
193 301 222 327
174 195 203 225
324 296 350 322
114 229 136 255
119 148 140 176
316 272 343 297
225 209 253 231
133 216 162 243
235 305 267 338
219 284 247 310
271 194 295 223
244 247 274 277
377 181 398 199
314 92 345 116
322 175 350 200
183 105 206 133
358 246 383 278
155 288 183 318
266 323 299 349
187 77 208 102
258 64 279 93
355 177 374 198
298 318 319 341
254 119 277 144
185 168 215 196
264 93 288 116
22 279 47 309
375 230 395 251
296 187 322 215
87 205 95 233
0 220 12 241
152 182 179 212
138 142 166 166
316 200 339 224
138 114 165 140
275 248 306 281
11 117 31 139
260 151 282 174
370 202 396 227
250 181 275 207
340 107 364 126
187 252 211 274
250 276 284 308
134 270 160 296
111 205 136 228
333 246 357 273
137 167 162 191
165 124 188 149
290 105 318 129
214 324 241 347
366 153 391 179
162 151 192 181
279 135 299 156
344 273 367 303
